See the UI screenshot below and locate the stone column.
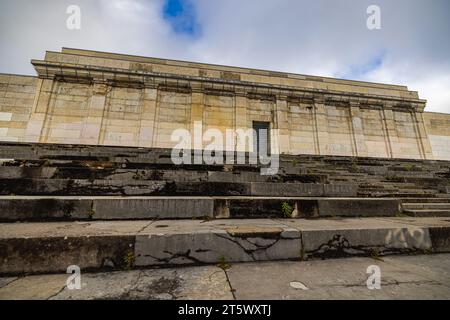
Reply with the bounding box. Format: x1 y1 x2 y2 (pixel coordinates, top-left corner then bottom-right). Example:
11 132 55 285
313 95 329 155
349 101 368 157
80 82 108 145
275 95 290 154
138 87 158 147
25 78 55 142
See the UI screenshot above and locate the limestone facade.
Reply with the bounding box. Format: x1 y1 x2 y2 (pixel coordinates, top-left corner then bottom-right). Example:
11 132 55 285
0 48 449 160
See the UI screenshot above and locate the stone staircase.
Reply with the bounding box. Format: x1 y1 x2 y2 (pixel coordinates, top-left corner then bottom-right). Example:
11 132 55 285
0 142 450 275
401 198 450 217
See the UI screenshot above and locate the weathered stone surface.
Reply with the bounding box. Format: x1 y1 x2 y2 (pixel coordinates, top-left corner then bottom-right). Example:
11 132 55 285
0 197 92 221
0 266 233 300
135 221 301 266
92 197 214 219
428 227 450 252
0 179 168 196
320 198 401 217
227 254 450 299
0 274 67 300
0 196 215 221
300 227 431 259
51 266 232 300
0 196 404 221
0 277 17 289
323 184 358 197
0 236 136 275
223 198 296 218
1 218 449 275
297 199 401 218
2 48 449 160
3 254 450 300
250 183 323 197
281 218 434 259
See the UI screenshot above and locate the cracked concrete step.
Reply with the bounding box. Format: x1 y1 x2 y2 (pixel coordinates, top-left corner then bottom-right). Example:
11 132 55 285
0 196 401 221
1 217 450 275
0 167 330 185
0 266 233 300
3 254 450 300
0 179 357 197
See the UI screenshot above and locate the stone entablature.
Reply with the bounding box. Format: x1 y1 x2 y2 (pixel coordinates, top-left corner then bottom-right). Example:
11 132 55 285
0 48 449 160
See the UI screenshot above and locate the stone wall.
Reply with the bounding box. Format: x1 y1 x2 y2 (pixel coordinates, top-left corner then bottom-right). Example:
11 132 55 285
423 112 450 160
0 48 448 160
0 74 37 142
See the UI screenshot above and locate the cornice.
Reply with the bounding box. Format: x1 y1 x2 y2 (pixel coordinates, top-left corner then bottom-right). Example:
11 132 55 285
31 60 427 112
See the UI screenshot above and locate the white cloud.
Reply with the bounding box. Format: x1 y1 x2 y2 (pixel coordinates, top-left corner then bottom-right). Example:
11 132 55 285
0 0 449 113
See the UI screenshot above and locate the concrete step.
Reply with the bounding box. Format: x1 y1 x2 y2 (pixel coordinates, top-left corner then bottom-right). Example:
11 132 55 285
0 179 356 197
400 197 450 203
3 254 450 300
1 217 449 275
0 196 401 221
396 189 439 194
359 192 438 198
403 203 450 210
404 209 450 217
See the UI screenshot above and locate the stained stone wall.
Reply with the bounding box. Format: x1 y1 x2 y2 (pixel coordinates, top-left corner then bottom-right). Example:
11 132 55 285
0 48 449 160
0 74 37 142
423 112 450 160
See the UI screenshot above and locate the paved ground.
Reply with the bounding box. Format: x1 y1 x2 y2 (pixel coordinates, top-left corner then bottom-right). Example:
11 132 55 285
1 253 450 300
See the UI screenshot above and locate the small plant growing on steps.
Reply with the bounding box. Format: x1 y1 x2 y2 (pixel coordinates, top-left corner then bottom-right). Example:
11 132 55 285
217 255 231 270
369 249 384 262
123 250 135 270
281 201 294 218
349 161 359 173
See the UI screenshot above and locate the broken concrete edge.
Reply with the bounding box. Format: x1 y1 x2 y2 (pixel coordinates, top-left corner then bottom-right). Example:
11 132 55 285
0 197 401 222
1 219 449 276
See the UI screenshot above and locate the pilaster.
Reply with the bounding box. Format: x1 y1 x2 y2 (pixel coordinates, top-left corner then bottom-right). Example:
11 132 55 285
138 87 158 147
349 101 368 157
313 95 329 155
80 82 109 145
275 95 290 154
24 78 54 142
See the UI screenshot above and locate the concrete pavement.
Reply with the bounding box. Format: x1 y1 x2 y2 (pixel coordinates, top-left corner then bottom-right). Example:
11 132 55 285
1 254 450 300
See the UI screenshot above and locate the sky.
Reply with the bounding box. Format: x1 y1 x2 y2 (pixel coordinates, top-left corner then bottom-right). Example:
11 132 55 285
0 0 449 113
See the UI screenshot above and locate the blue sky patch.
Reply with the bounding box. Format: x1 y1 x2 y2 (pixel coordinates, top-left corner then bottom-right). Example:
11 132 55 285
163 0 199 36
337 51 386 80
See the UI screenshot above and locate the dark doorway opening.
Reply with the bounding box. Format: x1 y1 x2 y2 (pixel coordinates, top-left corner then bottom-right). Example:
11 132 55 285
253 121 271 156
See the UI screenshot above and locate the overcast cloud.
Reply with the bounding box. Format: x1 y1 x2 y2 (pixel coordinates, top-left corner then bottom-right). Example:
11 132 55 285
0 0 449 113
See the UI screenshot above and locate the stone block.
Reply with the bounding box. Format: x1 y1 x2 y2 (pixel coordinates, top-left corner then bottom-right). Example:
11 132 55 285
135 226 301 266
92 198 214 219
297 199 401 218
0 198 93 221
250 183 323 197
300 227 431 259
0 234 135 274
323 184 358 197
